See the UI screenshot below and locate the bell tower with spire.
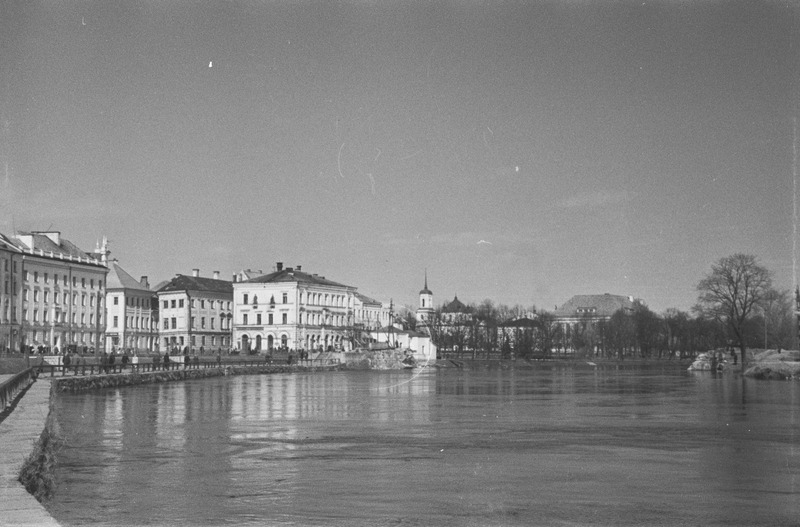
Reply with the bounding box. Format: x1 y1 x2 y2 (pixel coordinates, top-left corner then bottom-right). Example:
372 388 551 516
416 270 434 325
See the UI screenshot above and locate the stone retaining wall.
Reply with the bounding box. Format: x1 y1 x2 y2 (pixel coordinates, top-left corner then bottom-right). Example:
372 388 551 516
51 363 341 392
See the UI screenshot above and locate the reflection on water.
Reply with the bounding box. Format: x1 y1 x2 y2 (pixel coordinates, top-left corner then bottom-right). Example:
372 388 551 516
47 365 799 526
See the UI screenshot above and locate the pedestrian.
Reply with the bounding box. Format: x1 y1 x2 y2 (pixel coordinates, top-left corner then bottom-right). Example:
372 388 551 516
101 351 109 374
63 351 71 375
121 353 129 371
184 352 190 369
109 352 116 373
163 352 170 370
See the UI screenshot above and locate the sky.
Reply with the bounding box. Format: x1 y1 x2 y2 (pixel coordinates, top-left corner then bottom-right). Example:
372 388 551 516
1 0 798 314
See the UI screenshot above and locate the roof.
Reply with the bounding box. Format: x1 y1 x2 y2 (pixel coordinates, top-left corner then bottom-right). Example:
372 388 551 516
244 268 352 289
106 261 151 291
553 294 635 318
11 231 104 266
0 232 21 252
157 274 233 294
442 295 469 313
498 317 539 328
355 292 382 306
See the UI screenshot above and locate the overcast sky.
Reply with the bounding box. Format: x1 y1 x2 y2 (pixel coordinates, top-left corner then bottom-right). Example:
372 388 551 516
1 1 798 313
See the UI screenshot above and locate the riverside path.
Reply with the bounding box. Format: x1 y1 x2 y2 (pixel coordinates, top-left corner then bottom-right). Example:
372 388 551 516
0 374 60 526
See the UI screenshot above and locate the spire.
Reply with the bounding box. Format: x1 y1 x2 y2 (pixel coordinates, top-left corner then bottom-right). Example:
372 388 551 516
419 269 432 295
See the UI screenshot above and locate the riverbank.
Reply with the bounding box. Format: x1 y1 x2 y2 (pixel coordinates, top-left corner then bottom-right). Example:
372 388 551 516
744 349 800 380
0 378 60 526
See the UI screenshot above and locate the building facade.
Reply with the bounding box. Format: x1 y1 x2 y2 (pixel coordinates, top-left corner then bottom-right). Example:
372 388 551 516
233 262 391 353
0 233 23 353
4 231 109 353
156 270 233 353
104 248 158 354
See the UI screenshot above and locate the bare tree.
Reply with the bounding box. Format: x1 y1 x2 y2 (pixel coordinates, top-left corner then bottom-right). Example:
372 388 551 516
695 254 773 367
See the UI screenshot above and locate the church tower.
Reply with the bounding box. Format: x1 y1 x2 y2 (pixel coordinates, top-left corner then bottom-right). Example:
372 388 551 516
416 270 434 325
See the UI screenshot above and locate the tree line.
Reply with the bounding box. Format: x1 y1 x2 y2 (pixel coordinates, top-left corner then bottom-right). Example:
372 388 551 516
402 254 796 362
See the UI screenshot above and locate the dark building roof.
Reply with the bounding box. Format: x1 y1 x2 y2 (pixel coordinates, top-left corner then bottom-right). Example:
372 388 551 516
0 232 21 252
157 274 233 294
244 267 352 289
442 295 469 313
553 294 635 318
498 317 538 328
11 231 103 266
106 261 151 292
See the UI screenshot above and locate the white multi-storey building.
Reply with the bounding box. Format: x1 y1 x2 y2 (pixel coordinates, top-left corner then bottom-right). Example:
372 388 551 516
5 231 108 353
232 262 390 353
103 244 158 354
156 269 233 353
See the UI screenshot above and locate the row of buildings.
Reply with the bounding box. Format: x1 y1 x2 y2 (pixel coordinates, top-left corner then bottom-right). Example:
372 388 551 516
0 229 636 359
0 230 409 357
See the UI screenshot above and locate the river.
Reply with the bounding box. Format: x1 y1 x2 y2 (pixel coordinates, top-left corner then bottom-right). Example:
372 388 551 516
45 363 800 526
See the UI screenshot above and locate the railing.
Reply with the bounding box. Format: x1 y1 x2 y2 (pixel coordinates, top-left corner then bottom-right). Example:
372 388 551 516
32 356 340 377
1 368 36 411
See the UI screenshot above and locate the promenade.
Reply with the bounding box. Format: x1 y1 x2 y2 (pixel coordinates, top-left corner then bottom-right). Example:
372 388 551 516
0 375 59 526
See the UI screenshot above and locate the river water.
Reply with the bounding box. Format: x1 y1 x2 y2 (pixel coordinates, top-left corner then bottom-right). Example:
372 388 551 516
46 363 799 526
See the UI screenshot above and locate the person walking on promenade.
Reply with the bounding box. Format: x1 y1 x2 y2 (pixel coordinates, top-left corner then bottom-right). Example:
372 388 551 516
63 351 71 375
184 352 190 369
109 351 117 373
121 353 129 372
163 352 170 371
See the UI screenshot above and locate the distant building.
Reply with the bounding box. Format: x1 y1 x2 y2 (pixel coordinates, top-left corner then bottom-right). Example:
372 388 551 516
415 272 434 327
102 241 158 354
552 293 636 352
2 231 108 353
552 293 635 324
441 295 472 325
156 269 233 353
232 262 392 353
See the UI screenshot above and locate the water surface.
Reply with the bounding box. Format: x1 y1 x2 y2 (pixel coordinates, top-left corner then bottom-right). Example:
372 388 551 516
47 364 800 526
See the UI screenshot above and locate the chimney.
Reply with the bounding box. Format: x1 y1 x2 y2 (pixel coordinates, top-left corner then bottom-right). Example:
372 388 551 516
276 262 283 271
232 273 237 283
297 265 302 271
192 269 200 277
213 270 220 280
140 276 149 288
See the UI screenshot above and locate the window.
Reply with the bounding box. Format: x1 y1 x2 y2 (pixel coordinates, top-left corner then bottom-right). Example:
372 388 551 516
72 277 77 287
171 299 176 308
201 317 206 328
33 309 38 322
163 318 168 329
44 273 48 283
43 310 48 322
179 299 184 308
243 314 248 325
113 316 118 328
256 314 261 325
268 313 273 325
81 278 85 288
33 290 39 302
282 293 287 304
81 314 85 325
81 294 86 306
164 300 169 309
90 296 95 307
43 291 49 303
171 317 177 329
210 318 215 329
282 313 287 324
243 294 249 305
191 299 195 308
33 271 38 283
90 279 94 289
63 275 67 286
209 300 214 309
201 300 205 309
